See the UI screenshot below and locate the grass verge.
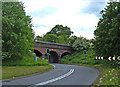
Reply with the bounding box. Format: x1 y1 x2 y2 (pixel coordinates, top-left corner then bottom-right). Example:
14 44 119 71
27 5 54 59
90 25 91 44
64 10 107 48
2 54 53 80
2 64 53 80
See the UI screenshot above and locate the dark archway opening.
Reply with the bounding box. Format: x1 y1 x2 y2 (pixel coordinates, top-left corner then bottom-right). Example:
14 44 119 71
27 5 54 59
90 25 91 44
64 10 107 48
34 49 42 57
61 52 71 58
50 51 59 63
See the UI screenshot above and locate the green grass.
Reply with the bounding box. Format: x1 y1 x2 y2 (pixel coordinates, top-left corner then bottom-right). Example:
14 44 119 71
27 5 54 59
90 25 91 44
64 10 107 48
2 56 48 66
2 54 53 80
2 65 53 80
92 67 120 86
60 49 120 86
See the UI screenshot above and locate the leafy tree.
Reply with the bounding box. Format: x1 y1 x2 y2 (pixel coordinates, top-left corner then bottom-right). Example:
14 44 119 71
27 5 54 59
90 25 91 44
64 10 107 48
94 2 120 57
35 36 43 41
47 24 73 38
72 36 90 51
69 35 77 46
57 35 69 44
2 2 34 61
43 34 58 43
36 24 73 44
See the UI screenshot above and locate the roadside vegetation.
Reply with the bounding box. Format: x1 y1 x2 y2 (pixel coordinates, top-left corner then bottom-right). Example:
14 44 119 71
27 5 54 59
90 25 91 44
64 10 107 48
2 65 53 80
2 2 34 62
2 56 48 66
1 2 53 80
2 55 52 80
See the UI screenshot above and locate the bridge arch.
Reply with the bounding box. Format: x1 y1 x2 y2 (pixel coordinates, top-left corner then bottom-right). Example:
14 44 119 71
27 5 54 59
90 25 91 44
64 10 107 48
50 51 59 63
34 48 42 57
61 52 71 58
34 41 72 62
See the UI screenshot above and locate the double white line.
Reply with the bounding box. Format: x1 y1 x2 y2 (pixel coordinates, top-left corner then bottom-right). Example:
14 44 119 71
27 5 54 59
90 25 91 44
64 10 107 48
35 69 74 86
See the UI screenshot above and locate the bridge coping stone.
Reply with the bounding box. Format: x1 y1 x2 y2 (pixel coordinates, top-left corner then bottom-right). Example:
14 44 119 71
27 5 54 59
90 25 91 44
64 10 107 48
35 41 71 47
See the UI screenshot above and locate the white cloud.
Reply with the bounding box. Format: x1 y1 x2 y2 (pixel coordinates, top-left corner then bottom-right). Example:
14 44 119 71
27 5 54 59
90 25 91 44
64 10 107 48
33 26 50 37
22 0 86 13
32 13 99 39
20 0 106 39
73 30 94 39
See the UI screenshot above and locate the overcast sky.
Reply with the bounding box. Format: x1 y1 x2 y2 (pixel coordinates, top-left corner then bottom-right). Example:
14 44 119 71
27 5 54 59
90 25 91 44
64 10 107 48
20 0 109 39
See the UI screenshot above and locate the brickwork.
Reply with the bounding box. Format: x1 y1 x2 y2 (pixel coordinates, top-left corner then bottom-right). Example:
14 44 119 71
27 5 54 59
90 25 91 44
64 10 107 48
34 41 72 59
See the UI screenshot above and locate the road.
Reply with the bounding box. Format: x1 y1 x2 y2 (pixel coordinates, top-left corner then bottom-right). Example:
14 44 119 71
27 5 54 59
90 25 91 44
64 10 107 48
2 64 99 87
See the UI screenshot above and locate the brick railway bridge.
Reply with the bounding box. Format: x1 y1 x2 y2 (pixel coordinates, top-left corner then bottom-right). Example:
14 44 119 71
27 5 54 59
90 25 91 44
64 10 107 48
34 41 72 63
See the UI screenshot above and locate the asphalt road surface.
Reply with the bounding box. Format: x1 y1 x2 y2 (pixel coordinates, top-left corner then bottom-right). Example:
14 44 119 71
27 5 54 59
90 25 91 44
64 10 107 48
2 64 99 87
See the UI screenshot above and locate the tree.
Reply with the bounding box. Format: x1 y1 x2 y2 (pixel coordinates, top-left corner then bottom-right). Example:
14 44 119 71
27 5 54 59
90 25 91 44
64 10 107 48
35 36 43 41
57 35 69 44
47 24 73 38
94 2 120 57
69 35 77 46
72 36 90 51
43 34 58 43
2 2 34 61
37 24 73 44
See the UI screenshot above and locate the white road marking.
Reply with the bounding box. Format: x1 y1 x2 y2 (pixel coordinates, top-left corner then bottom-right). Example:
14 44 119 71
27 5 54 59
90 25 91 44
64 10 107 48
35 69 74 85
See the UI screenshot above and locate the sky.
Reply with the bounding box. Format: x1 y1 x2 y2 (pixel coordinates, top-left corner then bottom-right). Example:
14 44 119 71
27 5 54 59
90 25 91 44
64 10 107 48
20 0 109 39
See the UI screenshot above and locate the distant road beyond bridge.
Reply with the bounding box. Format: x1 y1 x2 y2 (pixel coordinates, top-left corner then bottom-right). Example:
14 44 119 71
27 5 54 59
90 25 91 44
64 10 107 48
34 41 72 63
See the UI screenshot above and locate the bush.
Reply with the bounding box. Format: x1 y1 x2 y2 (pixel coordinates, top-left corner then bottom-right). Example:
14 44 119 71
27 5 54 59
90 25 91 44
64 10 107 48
60 49 100 65
72 36 90 51
2 54 48 66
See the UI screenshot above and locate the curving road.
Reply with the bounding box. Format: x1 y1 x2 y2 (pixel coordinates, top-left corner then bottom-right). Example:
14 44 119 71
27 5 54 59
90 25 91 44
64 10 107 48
2 64 99 87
